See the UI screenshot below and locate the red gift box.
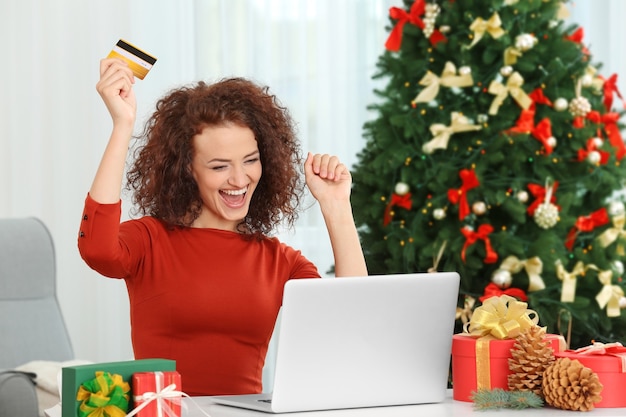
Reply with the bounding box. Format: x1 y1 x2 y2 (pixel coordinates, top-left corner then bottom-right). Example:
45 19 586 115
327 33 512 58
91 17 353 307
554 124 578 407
555 342 626 408
131 371 182 417
452 333 565 402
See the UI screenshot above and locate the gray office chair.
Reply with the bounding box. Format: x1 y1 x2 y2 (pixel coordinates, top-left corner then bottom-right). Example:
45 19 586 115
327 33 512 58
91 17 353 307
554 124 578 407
0 217 74 417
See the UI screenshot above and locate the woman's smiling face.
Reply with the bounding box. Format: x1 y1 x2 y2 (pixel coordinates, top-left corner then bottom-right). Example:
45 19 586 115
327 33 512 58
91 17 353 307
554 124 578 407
190 123 262 230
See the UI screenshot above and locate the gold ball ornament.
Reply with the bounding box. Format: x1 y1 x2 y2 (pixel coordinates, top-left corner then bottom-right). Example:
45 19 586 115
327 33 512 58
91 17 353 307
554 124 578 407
394 182 410 196
569 96 592 117
472 201 487 216
554 97 568 112
534 203 559 229
433 208 446 220
491 269 512 289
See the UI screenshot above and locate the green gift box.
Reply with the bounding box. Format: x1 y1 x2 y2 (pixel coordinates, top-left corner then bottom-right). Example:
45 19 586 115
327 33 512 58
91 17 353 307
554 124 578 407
61 359 176 417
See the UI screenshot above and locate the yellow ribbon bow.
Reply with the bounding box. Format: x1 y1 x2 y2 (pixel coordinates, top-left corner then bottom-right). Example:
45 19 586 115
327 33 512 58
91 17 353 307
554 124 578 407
414 61 474 104
555 260 586 303
487 72 532 115
468 12 505 49
456 295 476 325
499 255 545 292
423 112 482 154
588 267 624 317
466 295 538 339
598 212 626 256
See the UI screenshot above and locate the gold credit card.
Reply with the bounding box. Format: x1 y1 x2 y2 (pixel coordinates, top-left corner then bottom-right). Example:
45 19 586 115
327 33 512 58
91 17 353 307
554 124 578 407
107 39 157 80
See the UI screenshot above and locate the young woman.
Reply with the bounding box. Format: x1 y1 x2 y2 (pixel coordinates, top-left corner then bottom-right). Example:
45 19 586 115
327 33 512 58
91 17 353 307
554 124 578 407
78 58 367 396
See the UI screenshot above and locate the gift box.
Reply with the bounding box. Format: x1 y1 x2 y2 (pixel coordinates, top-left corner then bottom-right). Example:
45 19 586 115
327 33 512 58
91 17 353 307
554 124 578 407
61 359 176 417
450 294 565 402
452 332 565 401
131 371 182 417
555 342 626 408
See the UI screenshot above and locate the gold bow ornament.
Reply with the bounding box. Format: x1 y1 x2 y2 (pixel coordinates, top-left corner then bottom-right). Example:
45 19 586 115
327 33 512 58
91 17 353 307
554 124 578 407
587 266 625 317
598 212 626 256
422 112 482 154
468 12 505 49
487 72 532 115
413 61 474 104
498 255 546 292
555 260 586 303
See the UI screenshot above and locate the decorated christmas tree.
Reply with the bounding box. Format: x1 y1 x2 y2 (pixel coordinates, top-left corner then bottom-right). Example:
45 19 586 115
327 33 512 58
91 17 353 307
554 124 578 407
351 0 626 348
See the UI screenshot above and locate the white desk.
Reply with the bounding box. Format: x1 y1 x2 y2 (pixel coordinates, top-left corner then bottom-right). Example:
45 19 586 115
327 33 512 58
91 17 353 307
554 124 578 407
184 390 626 417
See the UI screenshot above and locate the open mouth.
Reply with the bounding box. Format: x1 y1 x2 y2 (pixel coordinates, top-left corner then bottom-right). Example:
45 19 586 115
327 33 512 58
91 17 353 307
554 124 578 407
220 187 247 207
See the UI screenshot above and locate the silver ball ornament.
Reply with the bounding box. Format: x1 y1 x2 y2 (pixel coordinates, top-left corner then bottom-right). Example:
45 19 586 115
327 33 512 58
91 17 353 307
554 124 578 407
515 33 537 51
581 74 593 87
394 182 410 196
458 66 471 76
516 190 529 203
433 208 446 220
620 297 626 310
491 269 513 289
554 97 568 112
592 137 604 148
612 260 624 276
546 136 557 148
609 201 626 217
587 150 601 165
500 66 513 77
472 201 487 216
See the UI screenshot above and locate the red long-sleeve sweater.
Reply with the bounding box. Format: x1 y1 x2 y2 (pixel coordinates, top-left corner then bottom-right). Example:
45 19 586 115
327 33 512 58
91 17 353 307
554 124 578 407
77 194 319 395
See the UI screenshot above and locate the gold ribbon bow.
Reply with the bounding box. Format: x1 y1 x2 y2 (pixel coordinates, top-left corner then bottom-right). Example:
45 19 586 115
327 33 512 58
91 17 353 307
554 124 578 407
468 12 505 49
488 72 532 115
423 112 482 154
456 295 476 325
414 62 474 104
598 212 626 256
466 295 538 339
555 260 586 302
499 255 545 292
587 266 624 317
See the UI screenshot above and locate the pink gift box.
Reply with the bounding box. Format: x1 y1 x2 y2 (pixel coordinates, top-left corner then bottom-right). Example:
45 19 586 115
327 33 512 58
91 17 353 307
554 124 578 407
131 371 182 417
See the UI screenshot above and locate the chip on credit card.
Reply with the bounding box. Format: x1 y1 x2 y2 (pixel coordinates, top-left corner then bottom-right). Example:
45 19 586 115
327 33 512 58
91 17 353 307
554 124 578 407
107 39 157 80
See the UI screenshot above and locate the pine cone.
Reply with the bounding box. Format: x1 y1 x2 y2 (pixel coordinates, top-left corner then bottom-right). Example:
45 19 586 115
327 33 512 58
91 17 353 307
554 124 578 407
542 357 603 411
508 325 555 397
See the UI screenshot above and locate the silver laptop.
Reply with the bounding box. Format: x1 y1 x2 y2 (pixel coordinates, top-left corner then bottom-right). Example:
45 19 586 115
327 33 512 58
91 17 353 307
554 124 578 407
210 272 460 413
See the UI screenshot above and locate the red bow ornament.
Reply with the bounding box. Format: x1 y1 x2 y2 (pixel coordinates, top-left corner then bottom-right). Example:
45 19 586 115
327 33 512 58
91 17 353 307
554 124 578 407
565 207 610 251
586 111 626 160
383 192 413 226
531 118 556 155
577 137 610 165
385 0 446 51
565 27 590 55
461 224 498 264
479 282 528 303
448 169 480 220
601 73 625 111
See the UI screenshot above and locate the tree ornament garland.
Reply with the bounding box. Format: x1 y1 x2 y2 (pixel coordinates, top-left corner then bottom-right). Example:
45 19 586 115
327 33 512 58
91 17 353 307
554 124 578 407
542 357 603 411
508 326 555 397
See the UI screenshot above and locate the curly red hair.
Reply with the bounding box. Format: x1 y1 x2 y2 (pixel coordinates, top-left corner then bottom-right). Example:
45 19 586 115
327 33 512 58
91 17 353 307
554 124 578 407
126 78 304 236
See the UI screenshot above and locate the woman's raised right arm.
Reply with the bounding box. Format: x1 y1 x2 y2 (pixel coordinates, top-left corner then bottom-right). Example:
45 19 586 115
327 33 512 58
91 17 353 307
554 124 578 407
89 58 137 204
